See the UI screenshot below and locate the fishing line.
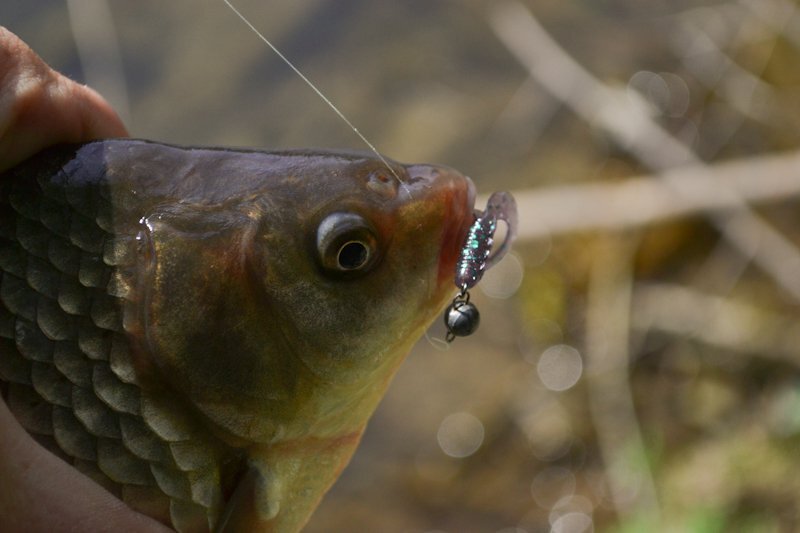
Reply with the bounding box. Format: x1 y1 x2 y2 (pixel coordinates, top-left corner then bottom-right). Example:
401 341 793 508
424 330 452 352
221 0 409 194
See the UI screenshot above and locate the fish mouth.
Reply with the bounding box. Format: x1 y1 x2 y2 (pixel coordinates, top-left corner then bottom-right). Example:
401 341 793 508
438 173 476 287
402 164 477 289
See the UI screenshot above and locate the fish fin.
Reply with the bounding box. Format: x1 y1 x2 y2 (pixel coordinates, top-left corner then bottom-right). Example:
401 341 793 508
214 460 280 533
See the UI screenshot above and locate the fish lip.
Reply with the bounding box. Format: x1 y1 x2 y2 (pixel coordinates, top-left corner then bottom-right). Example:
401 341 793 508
436 171 476 289
396 163 476 291
465 175 476 213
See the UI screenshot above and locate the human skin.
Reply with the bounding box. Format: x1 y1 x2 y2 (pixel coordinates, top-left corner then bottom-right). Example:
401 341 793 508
0 26 169 532
0 26 127 172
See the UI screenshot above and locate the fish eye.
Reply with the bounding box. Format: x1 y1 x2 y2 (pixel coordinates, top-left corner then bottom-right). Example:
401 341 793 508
317 212 379 275
337 241 369 270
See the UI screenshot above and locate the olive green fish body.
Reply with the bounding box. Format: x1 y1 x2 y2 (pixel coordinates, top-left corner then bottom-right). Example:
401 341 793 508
0 140 474 532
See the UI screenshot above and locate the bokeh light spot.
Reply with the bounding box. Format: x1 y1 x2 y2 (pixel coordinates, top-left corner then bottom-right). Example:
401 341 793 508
627 70 690 118
531 466 576 509
550 512 593 533
480 252 524 299
537 344 583 391
549 494 595 526
437 412 485 458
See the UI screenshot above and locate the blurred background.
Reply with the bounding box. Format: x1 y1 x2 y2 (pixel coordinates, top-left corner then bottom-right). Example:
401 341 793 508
4 0 800 531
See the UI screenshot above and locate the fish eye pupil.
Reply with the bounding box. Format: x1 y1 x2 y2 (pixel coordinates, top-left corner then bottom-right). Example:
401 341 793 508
337 241 369 270
317 213 379 275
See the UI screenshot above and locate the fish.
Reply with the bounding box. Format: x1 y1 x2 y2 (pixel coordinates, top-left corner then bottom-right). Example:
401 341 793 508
0 138 476 532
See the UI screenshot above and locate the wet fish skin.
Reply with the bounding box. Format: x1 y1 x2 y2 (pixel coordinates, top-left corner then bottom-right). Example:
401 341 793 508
0 139 475 532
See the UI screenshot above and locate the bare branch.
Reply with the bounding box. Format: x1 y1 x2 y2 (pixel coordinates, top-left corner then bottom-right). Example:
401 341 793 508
66 0 130 125
487 150 800 240
585 237 660 518
490 1 800 303
633 283 800 366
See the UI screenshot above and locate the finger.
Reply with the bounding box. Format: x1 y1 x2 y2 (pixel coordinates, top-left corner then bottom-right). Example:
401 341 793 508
0 395 170 532
0 26 128 172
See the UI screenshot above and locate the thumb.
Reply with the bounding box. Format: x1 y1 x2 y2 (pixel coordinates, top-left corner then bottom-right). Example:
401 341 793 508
0 26 128 173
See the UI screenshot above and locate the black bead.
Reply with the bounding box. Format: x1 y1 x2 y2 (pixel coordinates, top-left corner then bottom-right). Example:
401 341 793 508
444 301 480 337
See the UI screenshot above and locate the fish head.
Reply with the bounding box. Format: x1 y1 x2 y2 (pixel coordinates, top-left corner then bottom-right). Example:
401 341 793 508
260 151 476 386
133 147 475 444
132 146 475 530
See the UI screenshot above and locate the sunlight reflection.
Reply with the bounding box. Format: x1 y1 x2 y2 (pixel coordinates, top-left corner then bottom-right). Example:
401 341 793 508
436 412 485 458
537 344 583 391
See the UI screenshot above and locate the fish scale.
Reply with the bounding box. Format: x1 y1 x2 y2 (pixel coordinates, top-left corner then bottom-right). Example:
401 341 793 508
0 155 225 532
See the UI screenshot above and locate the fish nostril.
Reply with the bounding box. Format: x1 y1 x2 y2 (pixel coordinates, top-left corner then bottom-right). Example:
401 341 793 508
405 166 442 186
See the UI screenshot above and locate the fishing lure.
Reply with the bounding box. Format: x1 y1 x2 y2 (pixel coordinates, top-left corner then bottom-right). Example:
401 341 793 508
444 191 518 342
220 0 519 345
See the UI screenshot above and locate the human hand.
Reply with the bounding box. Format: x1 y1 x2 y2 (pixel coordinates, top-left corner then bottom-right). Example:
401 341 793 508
0 396 171 532
0 27 168 532
0 26 128 173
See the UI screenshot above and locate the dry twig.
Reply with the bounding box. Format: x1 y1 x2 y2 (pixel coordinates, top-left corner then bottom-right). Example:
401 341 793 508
632 283 800 366
490 1 800 303
585 236 660 518
66 0 130 124
492 150 800 240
